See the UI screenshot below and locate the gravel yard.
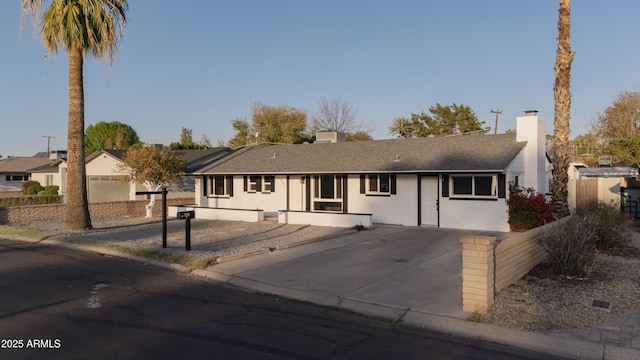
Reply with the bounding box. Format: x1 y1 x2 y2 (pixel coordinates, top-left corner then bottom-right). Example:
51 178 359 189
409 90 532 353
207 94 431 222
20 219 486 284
480 233 640 333
5 216 351 267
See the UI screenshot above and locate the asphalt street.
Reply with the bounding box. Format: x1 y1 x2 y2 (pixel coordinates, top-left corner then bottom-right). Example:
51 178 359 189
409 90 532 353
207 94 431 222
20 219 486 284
0 238 570 360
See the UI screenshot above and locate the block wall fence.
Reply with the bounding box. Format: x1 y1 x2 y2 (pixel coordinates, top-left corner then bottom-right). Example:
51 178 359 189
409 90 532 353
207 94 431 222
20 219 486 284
0 198 195 224
460 217 571 314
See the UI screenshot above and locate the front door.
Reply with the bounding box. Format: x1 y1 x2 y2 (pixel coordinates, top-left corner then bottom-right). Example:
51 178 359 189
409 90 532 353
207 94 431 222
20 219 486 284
420 176 438 226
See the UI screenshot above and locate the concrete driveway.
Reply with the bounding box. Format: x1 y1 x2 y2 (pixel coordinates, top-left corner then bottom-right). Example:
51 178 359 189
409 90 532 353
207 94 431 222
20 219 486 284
198 225 501 320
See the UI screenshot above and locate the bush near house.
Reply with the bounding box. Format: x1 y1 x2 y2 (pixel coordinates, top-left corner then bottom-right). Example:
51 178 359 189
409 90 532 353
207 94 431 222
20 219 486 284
580 202 634 250
537 214 599 276
25 183 45 196
506 184 554 231
21 181 40 194
537 203 634 277
0 195 63 207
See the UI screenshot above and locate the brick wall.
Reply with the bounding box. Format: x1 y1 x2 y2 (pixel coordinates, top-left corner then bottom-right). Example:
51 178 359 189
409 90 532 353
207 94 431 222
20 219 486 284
0 198 195 224
460 217 571 314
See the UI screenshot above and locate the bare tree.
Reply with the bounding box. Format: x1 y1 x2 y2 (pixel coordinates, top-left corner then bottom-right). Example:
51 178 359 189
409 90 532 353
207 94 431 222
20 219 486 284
312 97 367 134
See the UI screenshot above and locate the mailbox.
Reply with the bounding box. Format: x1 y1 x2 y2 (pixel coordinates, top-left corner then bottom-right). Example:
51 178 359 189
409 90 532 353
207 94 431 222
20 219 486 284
177 210 195 220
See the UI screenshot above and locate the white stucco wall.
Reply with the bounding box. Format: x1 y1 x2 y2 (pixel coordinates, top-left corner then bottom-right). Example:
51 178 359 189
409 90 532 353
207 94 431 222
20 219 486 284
30 171 61 188
439 197 509 232
346 174 418 226
516 114 546 193
279 210 371 228
86 154 122 176
197 175 288 215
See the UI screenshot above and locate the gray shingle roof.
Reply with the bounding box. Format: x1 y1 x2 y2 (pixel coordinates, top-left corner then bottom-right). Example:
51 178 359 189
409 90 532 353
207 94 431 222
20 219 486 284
0 157 54 173
195 134 525 175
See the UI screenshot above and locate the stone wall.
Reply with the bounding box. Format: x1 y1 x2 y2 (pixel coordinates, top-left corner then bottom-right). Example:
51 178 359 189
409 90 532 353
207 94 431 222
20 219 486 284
0 198 195 224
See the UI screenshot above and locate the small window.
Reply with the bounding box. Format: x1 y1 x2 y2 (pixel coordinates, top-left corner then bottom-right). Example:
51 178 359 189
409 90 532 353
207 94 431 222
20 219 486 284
6 175 28 182
367 174 391 194
249 176 260 192
207 175 233 197
263 176 274 192
214 176 225 195
451 175 497 198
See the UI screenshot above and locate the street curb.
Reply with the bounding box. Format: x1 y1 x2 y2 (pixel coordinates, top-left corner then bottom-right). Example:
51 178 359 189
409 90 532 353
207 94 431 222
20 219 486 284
402 310 604 360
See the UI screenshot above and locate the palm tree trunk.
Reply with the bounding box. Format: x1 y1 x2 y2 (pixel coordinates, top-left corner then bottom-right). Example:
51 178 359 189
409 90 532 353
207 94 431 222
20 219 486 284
551 0 574 218
65 46 92 230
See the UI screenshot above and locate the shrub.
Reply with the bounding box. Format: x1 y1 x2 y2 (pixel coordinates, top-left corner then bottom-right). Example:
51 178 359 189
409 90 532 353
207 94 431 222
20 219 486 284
581 202 634 250
45 185 59 195
21 181 40 194
0 195 63 207
506 184 554 231
25 183 45 196
537 215 599 277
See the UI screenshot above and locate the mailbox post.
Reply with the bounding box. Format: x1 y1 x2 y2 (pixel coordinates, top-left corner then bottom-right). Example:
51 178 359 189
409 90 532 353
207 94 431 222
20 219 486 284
177 210 195 251
135 187 168 248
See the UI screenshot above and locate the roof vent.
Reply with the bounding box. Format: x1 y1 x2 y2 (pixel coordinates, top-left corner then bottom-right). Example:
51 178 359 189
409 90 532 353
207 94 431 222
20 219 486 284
524 110 538 116
271 152 278 159
393 154 401 162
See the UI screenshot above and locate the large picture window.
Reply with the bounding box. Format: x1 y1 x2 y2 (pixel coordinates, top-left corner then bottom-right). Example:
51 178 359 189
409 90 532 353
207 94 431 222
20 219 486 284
313 175 343 211
451 175 497 198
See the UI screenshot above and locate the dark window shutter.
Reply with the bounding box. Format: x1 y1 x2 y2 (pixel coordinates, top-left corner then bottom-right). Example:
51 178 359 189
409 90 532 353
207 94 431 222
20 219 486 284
498 174 506 198
390 174 397 194
202 176 208 196
226 176 234 196
442 174 449 197
269 176 275 192
313 175 319 197
243 176 247 192
360 175 366 194
256 177 262 192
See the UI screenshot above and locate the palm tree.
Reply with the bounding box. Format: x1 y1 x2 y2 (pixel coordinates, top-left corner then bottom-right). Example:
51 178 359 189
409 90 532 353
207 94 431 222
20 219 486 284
551 0 574 218
388 117 415 139
22 0 128 230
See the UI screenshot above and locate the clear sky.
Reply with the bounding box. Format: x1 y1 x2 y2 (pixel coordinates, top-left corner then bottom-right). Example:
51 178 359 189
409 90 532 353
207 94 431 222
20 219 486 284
1 1 639 157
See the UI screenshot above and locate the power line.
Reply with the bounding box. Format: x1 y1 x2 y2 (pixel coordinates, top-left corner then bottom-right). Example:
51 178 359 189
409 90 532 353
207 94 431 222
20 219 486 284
490 109 502 134
42 135 56 158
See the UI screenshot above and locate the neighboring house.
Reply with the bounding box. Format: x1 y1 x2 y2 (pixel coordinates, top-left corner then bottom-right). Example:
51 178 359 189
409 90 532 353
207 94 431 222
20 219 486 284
190 111 549 232
0 156 54 191
567 166 640 213
53 148 232 203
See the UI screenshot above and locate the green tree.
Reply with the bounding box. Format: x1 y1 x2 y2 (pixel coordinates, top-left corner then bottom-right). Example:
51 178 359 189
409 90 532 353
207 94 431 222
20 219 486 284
388 117 416 138
22 0 128 230
252 103 307 144
551 0 574 218
346 131 373 142
169 127 211 149
117 145 185 217
410 103 488 137
592 91 640 164
85 121 140 153
226 118 254 148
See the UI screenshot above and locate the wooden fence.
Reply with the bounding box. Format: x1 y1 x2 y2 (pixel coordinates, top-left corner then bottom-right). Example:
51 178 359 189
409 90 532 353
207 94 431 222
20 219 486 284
575 178 598 211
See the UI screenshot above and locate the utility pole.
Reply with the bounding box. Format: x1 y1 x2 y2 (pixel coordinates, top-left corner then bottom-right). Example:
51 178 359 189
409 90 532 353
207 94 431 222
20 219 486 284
42 135 56 158
490 109 502 134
